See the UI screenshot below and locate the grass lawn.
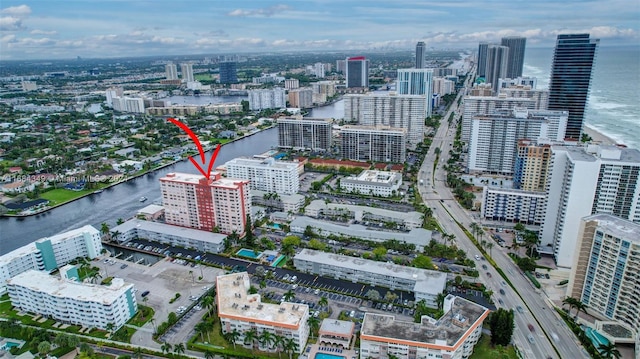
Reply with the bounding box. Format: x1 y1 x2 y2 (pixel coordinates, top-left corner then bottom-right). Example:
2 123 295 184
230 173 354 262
40 188 93 205
128 305 155 327
470 335 518 359
190 319 279 358
195 73 212 81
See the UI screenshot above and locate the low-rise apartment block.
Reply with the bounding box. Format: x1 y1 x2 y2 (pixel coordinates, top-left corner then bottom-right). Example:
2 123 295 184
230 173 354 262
340 170 402 197
481 187 546 225
293 249 446 307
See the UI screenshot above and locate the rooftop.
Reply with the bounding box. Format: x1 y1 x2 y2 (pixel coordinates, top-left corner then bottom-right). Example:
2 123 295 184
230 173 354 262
345 170 401 184
361 295 489 349
112 219 227 245
225 157 299 170
7 270 133 304
216 272 307 329
137 204 164 215
319 319 355 336
583 213 640 243
0 225 98 266
294 249 446 295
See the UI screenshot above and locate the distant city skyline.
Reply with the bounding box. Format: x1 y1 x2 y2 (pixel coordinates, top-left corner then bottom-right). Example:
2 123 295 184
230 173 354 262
0 1 638 60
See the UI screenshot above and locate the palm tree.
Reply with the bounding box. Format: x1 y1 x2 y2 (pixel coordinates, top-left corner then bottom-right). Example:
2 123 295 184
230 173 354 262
204 350 215 359
598 342 621 359
283 337 298 359
194 322 207 342
173 343 185 356
574 301 588 320
89 270 102 284
486 242 494 257
100 222 110 237
244 328 258 349
259 330 275 350
283 289 295 302
201 295 214 316
223 329 241 349
318 296 328 309
307 315 320 339
203 320 214 342
562 297 579 317
133 346 143 359
160 342 172 355
105 322 114 333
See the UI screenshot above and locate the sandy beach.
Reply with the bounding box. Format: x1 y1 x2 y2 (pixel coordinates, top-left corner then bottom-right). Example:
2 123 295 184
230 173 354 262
583 125 619 146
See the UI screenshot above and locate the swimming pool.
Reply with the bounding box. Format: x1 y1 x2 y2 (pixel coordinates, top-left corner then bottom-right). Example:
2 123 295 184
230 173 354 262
1 341 22 351
583 326 610 347
236 248 263 259
314 353 345 359
271 223 281 229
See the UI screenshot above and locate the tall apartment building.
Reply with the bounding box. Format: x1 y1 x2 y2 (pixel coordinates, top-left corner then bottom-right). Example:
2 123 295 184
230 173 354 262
468 109 568 174
513 140 553 192
7 270 137 330
396 68 433 116
219 61 238 84
288 88 313 108
359 295 489 359
485 45 509 93
160 172 251 236
498 77 538 90
248 88 286 110
336 59 346 74
499 85 549 109
346 56 369 88
217 272 309 354
477 42 489 78
284 78 300 90
432 77 455 96
541 145 640 267
277 117 332 151
112 97 145 113
340 126 406 163
343 93 426 146
500 36 526 78
165 63 178 80
548 34 599 140
461 94 540 144
225 157 300 195
105 87 123 106
180 63 194 82
481 187 546 225
569 214 640 333
0 225 102 290
312 80 336 103
313 62 326 78
415 41 426 69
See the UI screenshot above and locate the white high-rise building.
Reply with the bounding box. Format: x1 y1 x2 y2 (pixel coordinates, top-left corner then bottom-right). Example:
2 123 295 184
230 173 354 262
313 62 326 78
461 94 541 144
105 87 123 106
498 77 538 90
344 93 426 147
225 157 300 195
248 88 286 110
288 88 313 109
499 86 549 110
165 63 178 80
284 78 300 90
112 97 145 113
7 270 137 330
396 68 434 117
340 126 406 163
0 225 102 290
541 145 640 267
468 109 568 174
432 77 455 96
180 63 194 82
569 214 640 333
277 118 332 151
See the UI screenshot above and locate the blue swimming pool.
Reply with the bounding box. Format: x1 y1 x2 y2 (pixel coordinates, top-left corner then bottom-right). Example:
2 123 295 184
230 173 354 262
236 248 263 259
314 353 344 359
1 342 22 351
584 326 610 347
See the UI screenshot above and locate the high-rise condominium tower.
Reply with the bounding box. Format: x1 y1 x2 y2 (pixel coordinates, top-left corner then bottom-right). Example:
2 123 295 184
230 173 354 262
548 34 599 140
415 41 426 69
180 63 194 82
165 63 178 80
477 42 489 78
500 36 526 78
485 45 509 92
219 61 238 84
346 57 369 88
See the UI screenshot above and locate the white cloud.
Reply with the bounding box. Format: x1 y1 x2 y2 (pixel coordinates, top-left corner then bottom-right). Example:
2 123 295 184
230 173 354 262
0 16 25 31
228 4 291 17
30 29 57 35
1 5 31 17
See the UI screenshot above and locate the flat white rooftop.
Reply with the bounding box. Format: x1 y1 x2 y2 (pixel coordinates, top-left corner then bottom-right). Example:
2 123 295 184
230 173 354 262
112 219 226 245
583 213 640 242
217 272 307 329
7 270 133 304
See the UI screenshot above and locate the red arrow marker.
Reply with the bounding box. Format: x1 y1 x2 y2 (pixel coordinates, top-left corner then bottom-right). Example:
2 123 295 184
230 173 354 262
168 118 221 180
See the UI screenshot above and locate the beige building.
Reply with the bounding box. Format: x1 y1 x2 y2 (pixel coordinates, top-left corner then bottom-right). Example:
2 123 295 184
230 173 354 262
217 272 309 353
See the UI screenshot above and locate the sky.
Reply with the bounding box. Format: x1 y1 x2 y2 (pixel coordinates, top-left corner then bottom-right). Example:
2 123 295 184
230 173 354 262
0 0 638 60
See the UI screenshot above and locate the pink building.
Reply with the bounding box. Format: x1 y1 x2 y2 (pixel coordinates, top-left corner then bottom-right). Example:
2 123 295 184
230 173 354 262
160 172 250 236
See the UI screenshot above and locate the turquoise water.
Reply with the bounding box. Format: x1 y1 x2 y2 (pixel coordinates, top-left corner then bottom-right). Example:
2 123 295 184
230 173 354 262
2 342 21 350
236 248 262 259
584 326 610 347
271 223 281 229
314 353 344 359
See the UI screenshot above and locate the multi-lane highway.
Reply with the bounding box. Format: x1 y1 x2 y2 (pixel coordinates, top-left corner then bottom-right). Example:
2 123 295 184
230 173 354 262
416 73 588 359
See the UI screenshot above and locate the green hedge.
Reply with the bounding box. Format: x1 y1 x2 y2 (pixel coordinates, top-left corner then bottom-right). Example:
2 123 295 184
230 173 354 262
524 271 541 288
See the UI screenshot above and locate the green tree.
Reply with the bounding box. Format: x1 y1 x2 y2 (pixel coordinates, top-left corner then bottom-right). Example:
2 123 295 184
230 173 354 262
168 312 178 324
160 342 172 355
411 254 433 269
194 322 208 342
243 328 258 349
38 341 51 356
201 295 214 315
173 343 185 356
223 329 241 349
318 296 329 309
598 342 621 359
372 246 387 260
307 315 320 339
365 289 381 301
244 214 254 247
100 222 110 237
283 337 298 359
307 239 326 250
259 330 275 350
487 308 515 346
283 289 296 302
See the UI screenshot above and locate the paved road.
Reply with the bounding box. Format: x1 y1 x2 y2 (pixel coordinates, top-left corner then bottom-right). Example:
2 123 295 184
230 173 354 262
416 72 588 359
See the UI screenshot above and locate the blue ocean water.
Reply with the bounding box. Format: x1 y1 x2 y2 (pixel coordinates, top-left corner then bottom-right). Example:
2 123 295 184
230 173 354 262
523 45 640 149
